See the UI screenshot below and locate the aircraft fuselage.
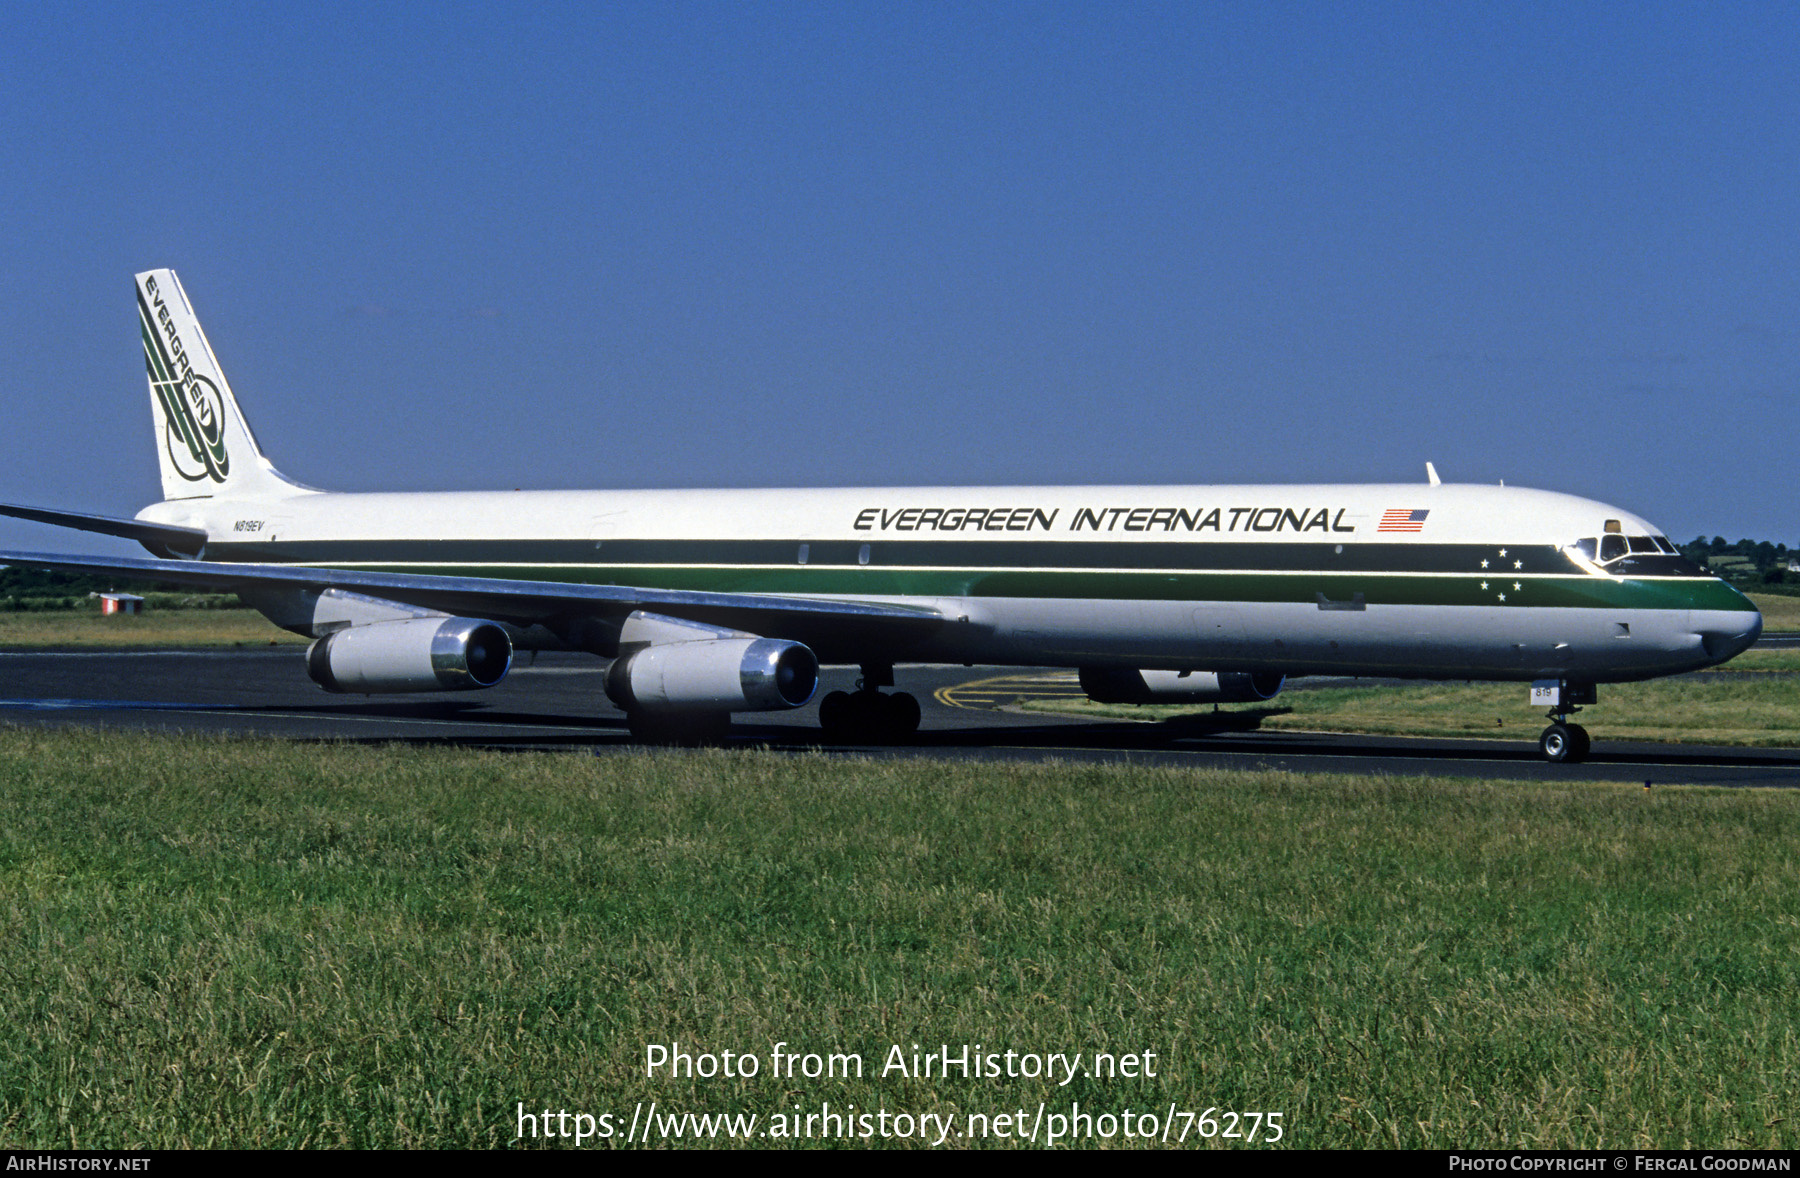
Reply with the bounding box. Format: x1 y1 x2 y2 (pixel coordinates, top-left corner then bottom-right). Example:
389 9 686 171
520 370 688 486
140 481 1761 682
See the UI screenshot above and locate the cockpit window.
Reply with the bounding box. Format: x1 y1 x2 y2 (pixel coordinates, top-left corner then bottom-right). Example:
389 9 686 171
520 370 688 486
1569 532 1708 577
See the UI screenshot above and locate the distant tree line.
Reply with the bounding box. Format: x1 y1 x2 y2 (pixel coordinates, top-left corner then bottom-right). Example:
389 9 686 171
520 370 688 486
0 567 169 597
1677 536 1797 591
0 567 244 611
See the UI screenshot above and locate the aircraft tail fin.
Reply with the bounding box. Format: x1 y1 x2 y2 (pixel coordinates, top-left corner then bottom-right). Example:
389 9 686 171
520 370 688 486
136 269 309 501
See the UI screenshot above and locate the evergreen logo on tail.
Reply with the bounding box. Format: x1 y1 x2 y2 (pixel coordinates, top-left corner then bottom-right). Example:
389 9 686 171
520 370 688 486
139 274 229 483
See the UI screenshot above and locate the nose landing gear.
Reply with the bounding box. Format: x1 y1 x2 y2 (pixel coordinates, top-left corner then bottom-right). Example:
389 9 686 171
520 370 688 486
1532 679 1596 763
1538 720 1591 763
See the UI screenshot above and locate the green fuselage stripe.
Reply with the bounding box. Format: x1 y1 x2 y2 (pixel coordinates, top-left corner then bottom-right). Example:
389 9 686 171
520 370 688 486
200 545 1755 613
210 536 1709 578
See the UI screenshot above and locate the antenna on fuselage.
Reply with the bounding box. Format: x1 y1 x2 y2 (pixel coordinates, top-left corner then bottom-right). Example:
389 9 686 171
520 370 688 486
1426 462 1441 486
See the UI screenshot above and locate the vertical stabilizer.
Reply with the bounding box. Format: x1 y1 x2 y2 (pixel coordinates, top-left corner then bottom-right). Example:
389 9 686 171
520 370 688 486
136 269 302 501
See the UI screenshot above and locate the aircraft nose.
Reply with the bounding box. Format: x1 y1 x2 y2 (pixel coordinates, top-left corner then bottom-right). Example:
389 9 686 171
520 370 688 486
1695 609 1762 663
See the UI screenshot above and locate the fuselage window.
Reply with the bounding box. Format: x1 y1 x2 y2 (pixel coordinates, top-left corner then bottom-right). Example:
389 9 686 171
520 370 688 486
1572 537 1598 561
1597 534 1629 563
1628 536 1660 554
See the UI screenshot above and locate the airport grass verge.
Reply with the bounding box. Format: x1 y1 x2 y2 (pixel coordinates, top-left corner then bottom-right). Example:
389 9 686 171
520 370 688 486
1748 592 1800 631
0 728 1797 1149
0 607 307 648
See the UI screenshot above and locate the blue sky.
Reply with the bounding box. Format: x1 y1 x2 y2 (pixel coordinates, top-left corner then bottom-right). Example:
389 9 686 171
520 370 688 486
3 3 1794 551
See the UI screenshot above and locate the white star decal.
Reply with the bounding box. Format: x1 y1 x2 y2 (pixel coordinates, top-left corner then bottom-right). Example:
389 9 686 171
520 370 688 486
1498 548 1508 557
1480 559 1490 568
1513 581 1521 591
1480 581 1489 590
1513 560 1522 569
1497 593 1507 601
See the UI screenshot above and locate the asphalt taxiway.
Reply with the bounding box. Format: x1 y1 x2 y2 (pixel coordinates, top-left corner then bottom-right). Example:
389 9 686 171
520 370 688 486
2 647 1798 786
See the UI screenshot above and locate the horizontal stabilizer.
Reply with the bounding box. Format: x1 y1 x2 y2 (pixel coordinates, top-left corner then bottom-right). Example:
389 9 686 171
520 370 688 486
0 502 208 558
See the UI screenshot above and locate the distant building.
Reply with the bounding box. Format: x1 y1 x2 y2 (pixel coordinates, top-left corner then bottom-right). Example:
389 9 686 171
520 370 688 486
98 593 144 615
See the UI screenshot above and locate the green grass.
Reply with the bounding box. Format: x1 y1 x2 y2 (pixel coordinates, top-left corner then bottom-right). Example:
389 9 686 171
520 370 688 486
1714 647 1800 672
1 729 1797 1149
1748 593 1800 631
0 606 306 648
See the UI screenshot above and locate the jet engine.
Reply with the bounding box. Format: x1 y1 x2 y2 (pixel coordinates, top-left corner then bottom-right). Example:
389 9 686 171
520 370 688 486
605 638 819 714
306 617 513 693
1079 667 1285 705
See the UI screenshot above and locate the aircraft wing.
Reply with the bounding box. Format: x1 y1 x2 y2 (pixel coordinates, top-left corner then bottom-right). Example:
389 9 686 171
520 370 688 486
0 548 946 662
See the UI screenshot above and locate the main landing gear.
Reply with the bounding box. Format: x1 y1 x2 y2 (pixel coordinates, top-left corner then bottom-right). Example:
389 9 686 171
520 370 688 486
818 664 921 744
1534 679 1597 764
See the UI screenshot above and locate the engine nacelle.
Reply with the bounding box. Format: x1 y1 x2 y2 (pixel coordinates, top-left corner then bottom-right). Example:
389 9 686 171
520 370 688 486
605 638 819 713
307 617 513 693
1079 667 1285 705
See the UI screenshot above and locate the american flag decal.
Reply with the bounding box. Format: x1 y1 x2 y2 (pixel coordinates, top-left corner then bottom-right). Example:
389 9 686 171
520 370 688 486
1378 508 1429 532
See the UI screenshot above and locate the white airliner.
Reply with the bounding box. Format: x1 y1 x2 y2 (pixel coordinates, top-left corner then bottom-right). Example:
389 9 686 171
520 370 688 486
0 270 1764 760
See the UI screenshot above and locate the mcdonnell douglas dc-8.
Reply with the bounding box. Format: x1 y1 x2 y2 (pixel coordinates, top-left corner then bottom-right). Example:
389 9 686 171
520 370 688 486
0 271 1764 760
